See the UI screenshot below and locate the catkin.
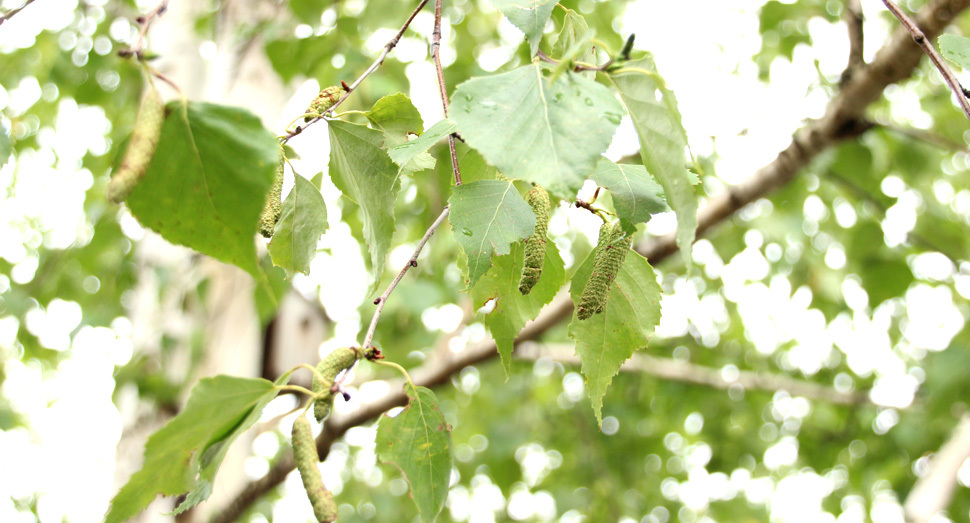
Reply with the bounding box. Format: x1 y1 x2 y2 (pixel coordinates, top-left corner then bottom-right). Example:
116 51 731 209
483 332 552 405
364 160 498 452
576 222 631 320
518 185 550 295
259 143 285 238
292 416 338 522
305 85 346 122
108 88 165 203
312 347 361 422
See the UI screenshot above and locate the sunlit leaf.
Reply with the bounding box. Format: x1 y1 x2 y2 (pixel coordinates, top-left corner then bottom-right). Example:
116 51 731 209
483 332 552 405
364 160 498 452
451 64 624 199
940 34 970 70
126 102 278 276
376 384 452 523
567 249 661 425
470 240 564 374
449 179 536 288
106 375 285 522
488 0 558 55
591 158 669 228
268 174 328 276
609 53 697 268
328 119 400 290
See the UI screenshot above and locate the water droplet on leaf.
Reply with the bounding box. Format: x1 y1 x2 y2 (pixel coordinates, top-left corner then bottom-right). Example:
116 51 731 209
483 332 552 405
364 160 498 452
462 228 473 236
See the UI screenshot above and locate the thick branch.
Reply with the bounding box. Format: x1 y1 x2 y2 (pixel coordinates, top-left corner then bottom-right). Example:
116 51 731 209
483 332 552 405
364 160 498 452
881 0 970 120
515 342 873 406
904 415 970 522
214 0 970 518
283 0 430 143
844 0 865 75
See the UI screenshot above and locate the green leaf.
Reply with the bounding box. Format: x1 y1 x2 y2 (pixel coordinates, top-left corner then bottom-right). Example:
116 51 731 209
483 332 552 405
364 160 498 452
609 54 697 268
489 0 557 55
328 119 401 290
591 158 669 228
268 174 328 276
940 34 970 70
449 180 537 288
366 93 435 175
470 240 564 374
126 102 278 276
106 375 285 522
553 8 593 63
567 249 661 425
365 93 425 148
388 119 457 173
451 64 624 199
376 384 453 523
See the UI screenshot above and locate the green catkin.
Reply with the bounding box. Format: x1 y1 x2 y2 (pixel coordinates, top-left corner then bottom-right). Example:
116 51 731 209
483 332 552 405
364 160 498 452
108 88 165 203
259 143 285 238
312 347 365 422
305 85 346 122
576 222 631 320
292 416 338 523
518 185 550 295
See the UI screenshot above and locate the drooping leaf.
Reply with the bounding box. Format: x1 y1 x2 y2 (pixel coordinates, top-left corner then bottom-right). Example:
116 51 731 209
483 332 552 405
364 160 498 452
488 0 557 55
940 34 970 70
376 384 453 523
328 119 401 290
608 54 697 268
126 102 278 276
591 158 669 228
553 8 593 63
106 375 285 522
388 119 457 173
567 249 661 425
470 240 564 374
450 64 624 199
268 174 328 276
448 179 537 288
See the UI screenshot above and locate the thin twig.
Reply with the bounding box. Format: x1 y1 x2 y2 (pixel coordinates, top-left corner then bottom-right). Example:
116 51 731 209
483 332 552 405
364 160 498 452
0 0 37 27
432 0 462 185
117 0 169 59
881 0 970 121
283 0 431 143
363 206 451 349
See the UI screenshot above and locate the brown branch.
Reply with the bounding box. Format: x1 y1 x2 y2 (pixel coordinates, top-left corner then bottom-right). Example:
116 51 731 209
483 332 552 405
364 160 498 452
363 206 450 347
432 0 462 185
515 342 873 406
0 0 36 27
283 0 431 143
844 0 865 79
904 415 970 522
212 0 970 518
881 0 970 121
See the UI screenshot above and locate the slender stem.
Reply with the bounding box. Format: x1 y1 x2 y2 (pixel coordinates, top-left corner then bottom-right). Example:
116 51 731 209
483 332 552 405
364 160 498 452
881 0 970 121
372 359 414 388
362 207 451 350
0 0 37 26
293 363 327 386
283 0 431 143
432 0 462 185
275 385 316 397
